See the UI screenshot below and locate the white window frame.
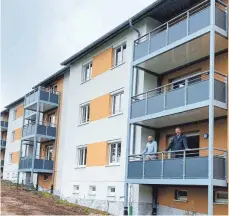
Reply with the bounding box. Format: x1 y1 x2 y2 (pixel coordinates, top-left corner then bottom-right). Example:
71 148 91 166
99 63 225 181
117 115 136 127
88 185 96 196
79 102 90 124
113 43 126 67
107 186 116 197
11 131 15 142
174 190 188 202
8 153 13 164
215 191 228 204
50 84 58 94
111 90 124 115
46 145 53 161
76 146 87 167
73 185 80 194
12 109 17 120
108 140 121 165
81 61 92 83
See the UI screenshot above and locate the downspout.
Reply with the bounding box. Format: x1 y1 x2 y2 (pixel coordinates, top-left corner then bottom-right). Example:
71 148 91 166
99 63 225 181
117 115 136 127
129 18 141 38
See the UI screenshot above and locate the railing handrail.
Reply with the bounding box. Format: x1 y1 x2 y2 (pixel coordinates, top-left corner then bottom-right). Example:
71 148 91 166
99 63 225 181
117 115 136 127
132 70 227 100
20 156 54 160
23 121 57 128
134 0 211 43
129 147 227 158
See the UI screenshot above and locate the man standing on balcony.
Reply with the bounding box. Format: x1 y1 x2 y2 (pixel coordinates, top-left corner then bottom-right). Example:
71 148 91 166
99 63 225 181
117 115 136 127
165 127 188 158
142 136 158 160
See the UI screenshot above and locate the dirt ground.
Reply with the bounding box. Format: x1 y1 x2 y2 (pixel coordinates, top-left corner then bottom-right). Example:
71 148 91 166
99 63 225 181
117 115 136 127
1 181 108 215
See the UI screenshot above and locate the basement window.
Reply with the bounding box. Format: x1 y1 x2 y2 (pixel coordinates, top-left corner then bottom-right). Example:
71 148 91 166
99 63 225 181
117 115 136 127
107 186 116 197
88 185 96 196
73 185 80 194
174 190 187 202
215 191 228 204
44 175 48 181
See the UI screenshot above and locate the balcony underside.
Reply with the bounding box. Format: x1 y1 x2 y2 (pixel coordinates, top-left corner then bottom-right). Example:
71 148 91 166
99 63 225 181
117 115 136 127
22 134 56 143
135 32 227 74
131 105 227 128
25 101 58 113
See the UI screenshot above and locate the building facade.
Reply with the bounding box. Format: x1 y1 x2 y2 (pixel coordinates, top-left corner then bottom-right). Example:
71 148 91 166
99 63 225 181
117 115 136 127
1 0 228 215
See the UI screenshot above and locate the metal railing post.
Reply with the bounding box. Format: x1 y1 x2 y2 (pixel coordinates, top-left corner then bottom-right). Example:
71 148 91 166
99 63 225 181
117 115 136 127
145 92 148 115
43 159 45 170
163 87 166 110
184 79 188 105
183 150 186 179
187 11 190 36
161 152 164 179
142 155 145 179
166 22 169 45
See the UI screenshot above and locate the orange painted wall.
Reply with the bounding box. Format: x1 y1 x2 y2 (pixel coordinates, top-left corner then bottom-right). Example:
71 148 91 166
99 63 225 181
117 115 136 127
12 151 19 164
14 128 21 141
86 142 108 167
92 48 113 78
38 174 52 190
90 93 111 121
158 186 228 215
158 118 227 156
16 104 24 118
162 52 228 85
40 143 54 159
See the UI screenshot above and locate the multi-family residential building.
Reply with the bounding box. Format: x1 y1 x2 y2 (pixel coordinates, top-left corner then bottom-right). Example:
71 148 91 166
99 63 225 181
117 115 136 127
1 0 228 215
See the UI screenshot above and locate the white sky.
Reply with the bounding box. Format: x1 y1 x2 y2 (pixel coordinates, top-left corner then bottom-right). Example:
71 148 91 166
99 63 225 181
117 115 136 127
1 0 156 109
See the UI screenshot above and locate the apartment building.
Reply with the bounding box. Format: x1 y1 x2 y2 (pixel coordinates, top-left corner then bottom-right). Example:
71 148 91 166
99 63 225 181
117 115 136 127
1 0 228 215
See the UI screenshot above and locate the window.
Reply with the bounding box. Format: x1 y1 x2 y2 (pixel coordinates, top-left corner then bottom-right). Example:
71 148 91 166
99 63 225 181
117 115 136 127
79 103 90 124
215 191 228 204
46 145 53 161
174 190 188 202
50 84 58 93
114 43 126 66
77 147 87 167
13 109 17 120
11 131 15 142
8 153 13 164
47 113 56 126
107 186 116 197
82 62 92 83
109 141 121 164
89 185 96 195
111 91 124 115
73 185 80 194
44 175 49 181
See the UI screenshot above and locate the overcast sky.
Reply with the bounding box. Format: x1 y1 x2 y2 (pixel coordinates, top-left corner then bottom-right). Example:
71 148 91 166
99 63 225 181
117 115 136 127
1 0 155 110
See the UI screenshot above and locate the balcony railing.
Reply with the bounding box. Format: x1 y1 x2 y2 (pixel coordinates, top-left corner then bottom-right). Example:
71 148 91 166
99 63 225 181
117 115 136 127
134 0 227 61
1 140 6 149
19 157 54 172
24 87 59 108
128 148 227 181
1 121 8 130
22 121 57 139
131 71 227 119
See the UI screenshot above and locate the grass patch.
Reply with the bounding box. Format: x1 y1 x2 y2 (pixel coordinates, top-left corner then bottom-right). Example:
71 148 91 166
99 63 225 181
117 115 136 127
39 191 53 199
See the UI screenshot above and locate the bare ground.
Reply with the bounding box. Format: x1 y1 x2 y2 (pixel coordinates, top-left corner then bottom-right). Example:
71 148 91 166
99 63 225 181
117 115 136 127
1 181 108 215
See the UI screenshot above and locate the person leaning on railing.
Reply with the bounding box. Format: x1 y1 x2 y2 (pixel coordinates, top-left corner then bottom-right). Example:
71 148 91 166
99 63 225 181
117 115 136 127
142 136 158 160
165 127 189 158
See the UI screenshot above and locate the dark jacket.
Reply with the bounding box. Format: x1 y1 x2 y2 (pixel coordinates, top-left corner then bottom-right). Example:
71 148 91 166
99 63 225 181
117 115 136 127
166 134 188 151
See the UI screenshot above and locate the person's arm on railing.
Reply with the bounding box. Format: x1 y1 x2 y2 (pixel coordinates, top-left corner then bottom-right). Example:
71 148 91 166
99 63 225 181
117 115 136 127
142 146 148 155
165 138 173 151
183 135 188 150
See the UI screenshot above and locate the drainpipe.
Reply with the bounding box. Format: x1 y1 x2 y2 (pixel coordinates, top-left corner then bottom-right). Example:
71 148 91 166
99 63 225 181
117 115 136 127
129 19 141 38
152 186 158 215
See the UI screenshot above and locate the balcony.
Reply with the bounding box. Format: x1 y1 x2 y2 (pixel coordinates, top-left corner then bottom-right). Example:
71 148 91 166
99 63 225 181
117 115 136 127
130 71 227 127
133 1 228 73
19 157 54 173
127 148 227 187
22 122 57 142
1 160 4 167
1 121 8 132
24 87 59 112
1 140 6 149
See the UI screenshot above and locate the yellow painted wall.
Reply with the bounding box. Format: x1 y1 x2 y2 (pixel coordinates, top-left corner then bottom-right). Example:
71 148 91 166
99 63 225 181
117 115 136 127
38 174 52 190
86 142 108 167
12 151 19 164
16 104 24 118
158 186 228 215
92 48 113 78
15 128 21 141
158 118 227 156
90 93 111 121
